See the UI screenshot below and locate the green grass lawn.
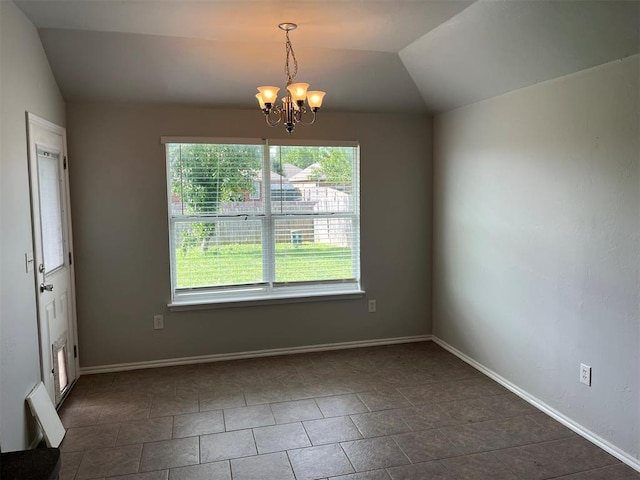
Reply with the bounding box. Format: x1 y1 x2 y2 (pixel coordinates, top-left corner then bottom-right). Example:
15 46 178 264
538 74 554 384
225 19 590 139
176 243 353 288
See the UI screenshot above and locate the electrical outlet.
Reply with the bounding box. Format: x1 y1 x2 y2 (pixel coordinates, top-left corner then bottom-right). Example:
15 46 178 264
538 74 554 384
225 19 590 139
153 315 164 330
368 299 377 313
580 363 592 386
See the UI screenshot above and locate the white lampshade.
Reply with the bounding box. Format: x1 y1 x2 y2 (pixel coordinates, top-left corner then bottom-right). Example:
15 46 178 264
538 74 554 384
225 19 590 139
257 86 280 104
307 91 326 109
287 83 309 103
255 93 266 110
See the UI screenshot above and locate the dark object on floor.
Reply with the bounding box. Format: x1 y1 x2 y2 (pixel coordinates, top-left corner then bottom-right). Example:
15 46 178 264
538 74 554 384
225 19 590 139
0 447 61 480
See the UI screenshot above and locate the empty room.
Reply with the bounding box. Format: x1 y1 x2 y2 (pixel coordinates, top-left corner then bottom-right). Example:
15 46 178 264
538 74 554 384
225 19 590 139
0 1 638 479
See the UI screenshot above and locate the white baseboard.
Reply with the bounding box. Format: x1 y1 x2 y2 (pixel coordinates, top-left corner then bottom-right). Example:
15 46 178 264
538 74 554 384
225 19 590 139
79 334 432 375
432 336 640 473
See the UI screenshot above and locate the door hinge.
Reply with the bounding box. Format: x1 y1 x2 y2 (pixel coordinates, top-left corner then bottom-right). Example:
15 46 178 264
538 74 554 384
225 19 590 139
74 345 78 358
63 156 67 169
69 251 73 265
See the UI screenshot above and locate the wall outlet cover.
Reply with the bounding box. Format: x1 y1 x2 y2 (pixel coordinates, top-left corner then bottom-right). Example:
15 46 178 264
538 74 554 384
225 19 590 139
368 300 377 313
153 315 164 330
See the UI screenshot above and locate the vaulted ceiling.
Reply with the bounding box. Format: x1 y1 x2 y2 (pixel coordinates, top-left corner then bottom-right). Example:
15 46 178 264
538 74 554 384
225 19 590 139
15 0 640 113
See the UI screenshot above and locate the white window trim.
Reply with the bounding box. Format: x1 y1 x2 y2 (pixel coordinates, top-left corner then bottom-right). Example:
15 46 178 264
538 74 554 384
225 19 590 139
163 137 362 309
168 285 365 311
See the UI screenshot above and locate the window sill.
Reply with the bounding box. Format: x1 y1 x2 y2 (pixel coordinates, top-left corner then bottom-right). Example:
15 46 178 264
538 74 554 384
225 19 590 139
168 289 366 311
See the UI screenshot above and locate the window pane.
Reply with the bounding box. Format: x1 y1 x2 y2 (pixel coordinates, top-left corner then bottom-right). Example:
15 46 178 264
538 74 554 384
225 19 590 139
38 151 65 272
270 146 356 214
169 143 263 216
174 220 264 288
274 217 357 283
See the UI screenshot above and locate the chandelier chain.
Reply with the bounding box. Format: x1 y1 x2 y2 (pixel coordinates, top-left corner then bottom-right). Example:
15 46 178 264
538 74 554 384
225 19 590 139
284 30 298 86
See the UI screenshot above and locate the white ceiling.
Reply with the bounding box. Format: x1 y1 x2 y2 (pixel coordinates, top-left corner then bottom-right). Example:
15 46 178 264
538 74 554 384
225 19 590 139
15 0 640 113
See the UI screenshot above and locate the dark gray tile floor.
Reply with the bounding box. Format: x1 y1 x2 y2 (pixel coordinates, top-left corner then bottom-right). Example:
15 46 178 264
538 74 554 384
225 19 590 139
57 341 640 480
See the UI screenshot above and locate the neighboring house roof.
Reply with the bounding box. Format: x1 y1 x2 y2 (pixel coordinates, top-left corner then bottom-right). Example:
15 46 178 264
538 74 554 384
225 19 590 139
255 170 288 184
254 170 299 192
282 163 302 178
289 163 325 183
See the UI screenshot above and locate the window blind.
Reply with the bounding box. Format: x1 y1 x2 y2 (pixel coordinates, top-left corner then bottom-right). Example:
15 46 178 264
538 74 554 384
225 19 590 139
166 140 361 304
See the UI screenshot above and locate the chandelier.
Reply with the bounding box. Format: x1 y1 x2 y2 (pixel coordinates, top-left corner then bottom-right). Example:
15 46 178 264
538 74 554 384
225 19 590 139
256 23 326 134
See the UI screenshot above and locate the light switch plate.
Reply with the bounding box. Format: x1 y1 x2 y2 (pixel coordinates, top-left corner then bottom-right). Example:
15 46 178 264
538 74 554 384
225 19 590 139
25 252 34 273
580 363 592 386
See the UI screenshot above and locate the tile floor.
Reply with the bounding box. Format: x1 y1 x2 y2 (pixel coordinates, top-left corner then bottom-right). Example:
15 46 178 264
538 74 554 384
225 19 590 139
57 341 639 480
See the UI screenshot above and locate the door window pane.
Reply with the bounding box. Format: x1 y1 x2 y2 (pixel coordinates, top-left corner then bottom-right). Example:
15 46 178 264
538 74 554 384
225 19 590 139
38 150 64 272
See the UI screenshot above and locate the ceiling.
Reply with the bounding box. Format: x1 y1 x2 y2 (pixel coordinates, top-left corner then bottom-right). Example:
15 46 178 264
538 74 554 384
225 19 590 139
15 0 640 114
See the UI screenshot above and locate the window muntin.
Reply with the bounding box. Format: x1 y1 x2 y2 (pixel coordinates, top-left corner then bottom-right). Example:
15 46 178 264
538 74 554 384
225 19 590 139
165 139 361 305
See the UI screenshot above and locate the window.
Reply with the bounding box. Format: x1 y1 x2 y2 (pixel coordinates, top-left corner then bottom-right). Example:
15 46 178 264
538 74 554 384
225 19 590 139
163 138 361 307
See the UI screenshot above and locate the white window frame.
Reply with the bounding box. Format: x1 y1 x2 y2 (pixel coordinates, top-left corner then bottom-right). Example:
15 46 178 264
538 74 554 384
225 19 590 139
162 137 363 309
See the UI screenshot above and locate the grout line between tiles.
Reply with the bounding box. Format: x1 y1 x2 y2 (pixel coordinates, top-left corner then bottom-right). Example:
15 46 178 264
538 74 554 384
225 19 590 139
390 434 413 466
337 440 357 476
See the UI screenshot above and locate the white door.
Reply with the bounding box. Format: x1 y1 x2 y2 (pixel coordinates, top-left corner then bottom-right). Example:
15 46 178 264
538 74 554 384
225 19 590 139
27 113 78 406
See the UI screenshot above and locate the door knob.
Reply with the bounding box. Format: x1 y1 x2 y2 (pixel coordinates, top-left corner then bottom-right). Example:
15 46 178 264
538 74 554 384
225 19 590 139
40 283 53 292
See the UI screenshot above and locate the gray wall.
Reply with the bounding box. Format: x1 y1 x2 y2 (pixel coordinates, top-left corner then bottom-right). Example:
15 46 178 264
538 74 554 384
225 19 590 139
0 1 66 451
433 55 639 462
66 105 432 368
